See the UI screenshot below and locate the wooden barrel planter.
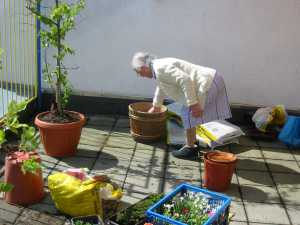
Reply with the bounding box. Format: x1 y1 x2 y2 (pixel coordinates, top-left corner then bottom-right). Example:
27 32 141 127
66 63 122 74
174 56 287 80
128 102 167 142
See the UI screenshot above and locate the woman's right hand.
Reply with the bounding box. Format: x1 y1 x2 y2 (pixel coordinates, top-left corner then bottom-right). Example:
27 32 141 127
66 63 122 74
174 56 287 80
148 106 161 113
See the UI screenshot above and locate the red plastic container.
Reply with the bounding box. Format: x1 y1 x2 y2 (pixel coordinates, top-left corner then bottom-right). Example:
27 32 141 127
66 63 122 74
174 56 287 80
4 151 45 205
204 151 237 192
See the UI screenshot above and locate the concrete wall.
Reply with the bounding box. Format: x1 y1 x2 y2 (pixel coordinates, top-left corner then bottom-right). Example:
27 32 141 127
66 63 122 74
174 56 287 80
44 0 300 110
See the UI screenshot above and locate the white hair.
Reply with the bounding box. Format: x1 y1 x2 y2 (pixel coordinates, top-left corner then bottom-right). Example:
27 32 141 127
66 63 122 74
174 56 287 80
131 52 156 71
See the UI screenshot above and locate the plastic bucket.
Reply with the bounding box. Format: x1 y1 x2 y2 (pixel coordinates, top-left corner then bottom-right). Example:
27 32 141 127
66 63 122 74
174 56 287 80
204 151 237 192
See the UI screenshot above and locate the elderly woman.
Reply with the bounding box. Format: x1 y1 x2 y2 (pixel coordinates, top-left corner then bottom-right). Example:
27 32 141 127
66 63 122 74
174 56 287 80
131 52 232 158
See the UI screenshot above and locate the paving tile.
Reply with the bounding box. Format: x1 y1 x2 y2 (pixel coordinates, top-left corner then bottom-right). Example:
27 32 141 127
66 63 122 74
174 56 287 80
124 172 164 194
92 157 129 176
257 139 289 149
101 145 135 162
15 208 65 225
237 136 258 147
128 160 164 178
236 158 268 171
230 145 263 158
221 183 242 202
273 172 300 188
0 201 22 223
236 171 274 186
80 128 109 146
28 202 59 215
229 201 247 222
0 218 13 225
266 159 300 174
244 202 290 224
133 145 166 164
278 187 300 205
240 184 280 203
119 190 149 209
165 164 201 180
291 149 300 162
56 156 95 171
115 117 130 128
86 114 116 127
76 144 101 157
286 205 300 225
169 148 201 167
229 221 247 225
163 179 201 193
262 147 294 160
106 135 136 149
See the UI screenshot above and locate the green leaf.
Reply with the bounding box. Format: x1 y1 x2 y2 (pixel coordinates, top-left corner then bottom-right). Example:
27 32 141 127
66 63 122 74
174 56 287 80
0 182 14 192
19 127 40 152
21 158 41 174
0 130 6 145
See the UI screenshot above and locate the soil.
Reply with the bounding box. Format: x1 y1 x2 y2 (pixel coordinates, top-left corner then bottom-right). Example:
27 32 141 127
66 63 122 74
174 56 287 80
39 111 80 123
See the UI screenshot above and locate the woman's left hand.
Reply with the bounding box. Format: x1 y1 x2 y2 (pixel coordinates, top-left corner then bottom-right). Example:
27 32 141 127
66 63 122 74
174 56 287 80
190 103 203 118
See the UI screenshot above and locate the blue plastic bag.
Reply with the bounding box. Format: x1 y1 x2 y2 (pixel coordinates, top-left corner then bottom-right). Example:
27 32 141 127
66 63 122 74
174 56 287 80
278 116 300 148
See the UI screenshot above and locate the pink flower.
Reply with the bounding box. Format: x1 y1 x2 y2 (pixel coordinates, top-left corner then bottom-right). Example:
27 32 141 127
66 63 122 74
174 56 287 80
182 208 189 214
144 223 153 225
208 211 215 217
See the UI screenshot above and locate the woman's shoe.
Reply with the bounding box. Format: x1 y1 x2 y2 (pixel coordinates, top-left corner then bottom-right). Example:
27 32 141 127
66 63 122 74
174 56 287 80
172 145 198 158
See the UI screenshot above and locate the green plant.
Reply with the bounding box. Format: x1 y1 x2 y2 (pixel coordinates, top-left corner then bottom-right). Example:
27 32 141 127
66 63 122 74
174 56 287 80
114 193 164 225
74 221 92 225
21 158 42 174
0 182 14 193
26 0 85 118
0 100 41 174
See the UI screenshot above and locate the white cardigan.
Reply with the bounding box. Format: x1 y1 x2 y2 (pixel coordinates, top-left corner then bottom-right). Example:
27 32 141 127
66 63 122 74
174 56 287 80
152 58 216 108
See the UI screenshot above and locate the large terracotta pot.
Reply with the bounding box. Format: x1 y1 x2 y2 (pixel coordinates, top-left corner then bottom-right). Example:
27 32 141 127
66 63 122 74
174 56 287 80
203 151 237 192
35 111 86 157
4 151 44 205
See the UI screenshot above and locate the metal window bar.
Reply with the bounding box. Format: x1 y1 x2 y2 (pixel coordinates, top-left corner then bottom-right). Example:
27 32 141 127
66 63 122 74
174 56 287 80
0 0 39 118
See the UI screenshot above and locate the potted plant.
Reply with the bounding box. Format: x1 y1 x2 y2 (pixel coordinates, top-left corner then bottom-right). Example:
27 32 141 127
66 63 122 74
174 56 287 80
147 183 231 225
106 193 164 225
71 215 104 225
0 100 44 205
26 0 86 157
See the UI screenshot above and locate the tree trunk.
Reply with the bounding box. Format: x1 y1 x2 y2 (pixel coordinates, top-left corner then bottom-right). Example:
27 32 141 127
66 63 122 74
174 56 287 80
55 0 63 116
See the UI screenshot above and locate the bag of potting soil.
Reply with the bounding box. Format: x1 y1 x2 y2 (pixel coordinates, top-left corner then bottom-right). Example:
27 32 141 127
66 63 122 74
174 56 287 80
48 172 103 218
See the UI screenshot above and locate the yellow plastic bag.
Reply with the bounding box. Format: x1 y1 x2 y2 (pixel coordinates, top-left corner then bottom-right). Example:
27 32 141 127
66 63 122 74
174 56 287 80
252 105 287 132
48 172 103 218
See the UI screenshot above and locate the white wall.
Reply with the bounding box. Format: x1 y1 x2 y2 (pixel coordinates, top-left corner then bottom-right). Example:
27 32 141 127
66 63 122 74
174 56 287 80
45 0 300 110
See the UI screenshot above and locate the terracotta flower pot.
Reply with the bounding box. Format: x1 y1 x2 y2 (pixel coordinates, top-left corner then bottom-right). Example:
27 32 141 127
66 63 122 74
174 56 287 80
203 151 237 192
4 151 44 205
34 111 86 157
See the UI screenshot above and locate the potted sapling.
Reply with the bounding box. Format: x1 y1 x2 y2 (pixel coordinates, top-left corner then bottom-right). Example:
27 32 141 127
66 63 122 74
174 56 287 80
26 0 86 157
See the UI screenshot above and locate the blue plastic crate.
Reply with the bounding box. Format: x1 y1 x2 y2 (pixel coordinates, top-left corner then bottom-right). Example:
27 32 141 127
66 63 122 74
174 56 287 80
147 183 231 225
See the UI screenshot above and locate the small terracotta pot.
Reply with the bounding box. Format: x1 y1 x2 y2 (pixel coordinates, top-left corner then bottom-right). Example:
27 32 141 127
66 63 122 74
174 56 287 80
4 151 44 205
34 111 86 157
203 151 237 192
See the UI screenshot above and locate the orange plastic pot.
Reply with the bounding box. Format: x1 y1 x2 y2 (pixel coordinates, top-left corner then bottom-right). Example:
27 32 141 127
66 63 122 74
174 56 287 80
4 151 44 205
203 151 237 192
35 111 86 157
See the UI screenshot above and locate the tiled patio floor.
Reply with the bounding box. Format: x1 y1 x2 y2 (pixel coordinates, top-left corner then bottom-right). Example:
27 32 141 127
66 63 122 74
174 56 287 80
0 114 300 225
